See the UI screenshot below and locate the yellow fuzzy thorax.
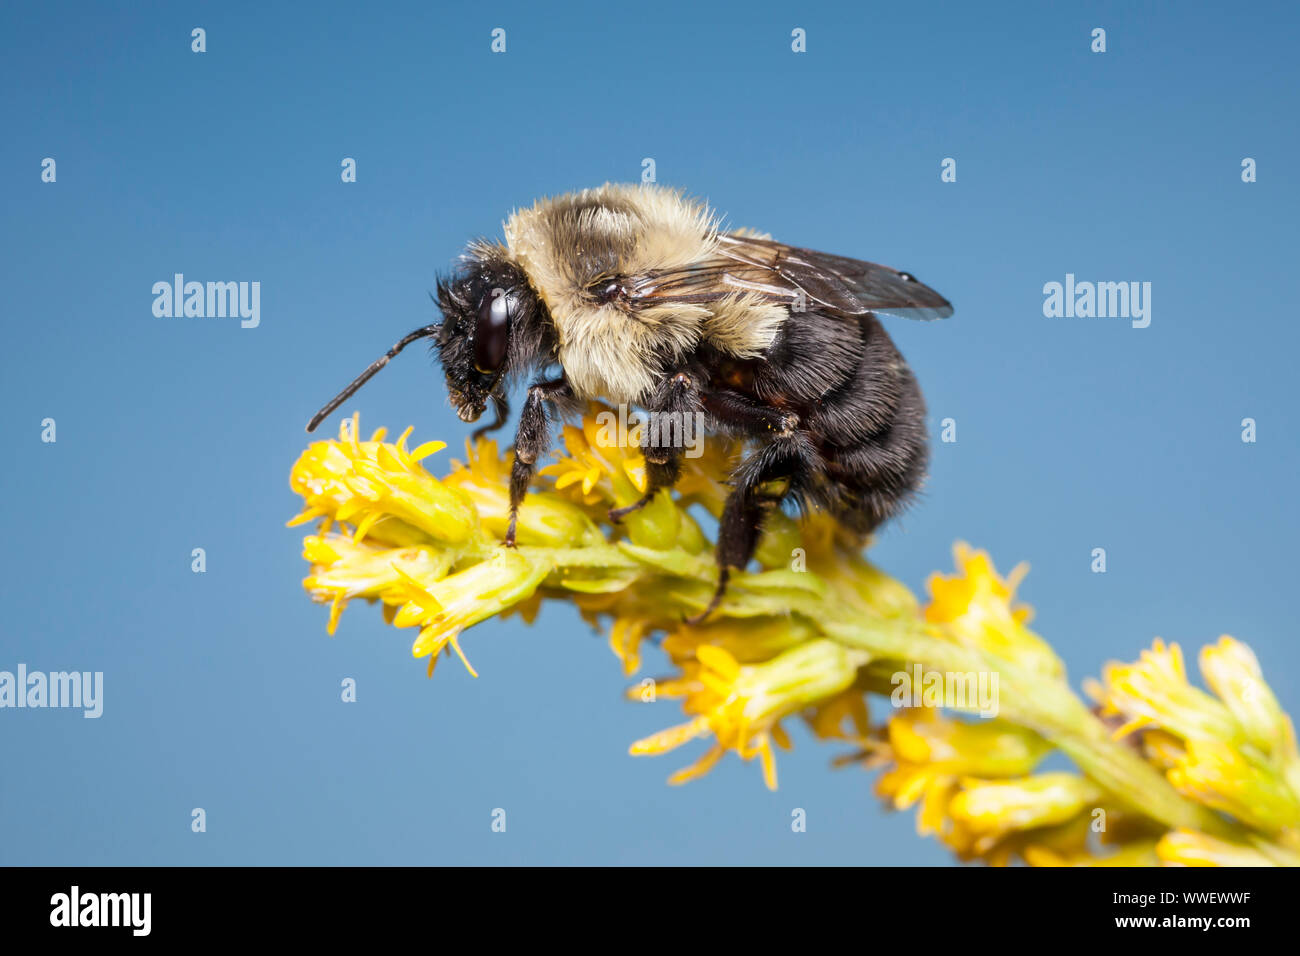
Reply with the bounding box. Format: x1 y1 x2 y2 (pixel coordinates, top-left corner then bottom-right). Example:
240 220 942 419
501 183 785 403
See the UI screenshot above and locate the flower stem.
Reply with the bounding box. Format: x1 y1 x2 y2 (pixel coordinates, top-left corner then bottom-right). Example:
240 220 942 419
821 615 1234 837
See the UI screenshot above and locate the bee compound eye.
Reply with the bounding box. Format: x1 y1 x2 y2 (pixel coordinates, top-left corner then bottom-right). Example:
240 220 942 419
473 289 512 373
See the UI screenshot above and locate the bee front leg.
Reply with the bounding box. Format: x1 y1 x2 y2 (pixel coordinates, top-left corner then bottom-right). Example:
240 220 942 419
608 371 699 524
505 377 571 547
471 393 511 441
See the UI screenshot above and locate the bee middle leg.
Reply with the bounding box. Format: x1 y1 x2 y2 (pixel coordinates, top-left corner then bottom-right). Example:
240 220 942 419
608 371 700 524
505 376 571 547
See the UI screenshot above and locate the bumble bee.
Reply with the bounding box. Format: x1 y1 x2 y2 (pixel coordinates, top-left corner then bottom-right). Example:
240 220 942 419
308 183 952 621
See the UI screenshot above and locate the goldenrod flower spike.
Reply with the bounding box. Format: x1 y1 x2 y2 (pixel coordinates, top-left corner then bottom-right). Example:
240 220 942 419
288 406 1300 866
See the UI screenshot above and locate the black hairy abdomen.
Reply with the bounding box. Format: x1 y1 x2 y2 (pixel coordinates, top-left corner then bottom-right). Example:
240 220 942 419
706 311 928 534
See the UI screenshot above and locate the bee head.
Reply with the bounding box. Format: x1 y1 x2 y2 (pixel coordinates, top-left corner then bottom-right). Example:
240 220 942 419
434 250 540 423
305 245 549 436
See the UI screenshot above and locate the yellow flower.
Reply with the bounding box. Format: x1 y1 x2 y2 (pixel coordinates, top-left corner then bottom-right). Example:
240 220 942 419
571 589 675 676
1156 829 1282 867
540 413 646 507
1025 842 1162 868
1088 639 1244 744
803 689 873 743
1167 737 1300 834
288 414 478 547
882 709 1050 779
661 615 817 667
631 641 869 790
921 771 1160 866
301 533 451 635
948 773 1103 846
872 709 1050 839
1137 729 1188 772
391 548 552 677
605 615 656 677
1200 636 1298 759
540 413 693 550
924 543 1061 677
670 436 739 513
444 437 602 548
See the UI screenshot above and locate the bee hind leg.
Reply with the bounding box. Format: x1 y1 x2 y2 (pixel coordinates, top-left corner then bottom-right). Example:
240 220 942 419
505 377 571 546
686 429 817 625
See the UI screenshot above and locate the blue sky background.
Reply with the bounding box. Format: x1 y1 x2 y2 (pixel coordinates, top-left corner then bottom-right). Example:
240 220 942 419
1 1 1297 865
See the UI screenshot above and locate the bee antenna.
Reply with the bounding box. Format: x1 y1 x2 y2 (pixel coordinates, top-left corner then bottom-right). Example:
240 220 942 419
306 325 441 433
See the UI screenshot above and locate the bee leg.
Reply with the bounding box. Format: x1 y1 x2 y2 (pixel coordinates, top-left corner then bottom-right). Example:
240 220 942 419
505 377 571 547
607 454 680 523
609 371 698 524
686 429 815 625
685 487 764 624
701 388 800 437
471 393 511 441
685 567 731 625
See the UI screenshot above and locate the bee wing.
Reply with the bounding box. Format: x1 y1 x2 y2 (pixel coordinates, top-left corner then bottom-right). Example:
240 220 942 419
628 233 953 320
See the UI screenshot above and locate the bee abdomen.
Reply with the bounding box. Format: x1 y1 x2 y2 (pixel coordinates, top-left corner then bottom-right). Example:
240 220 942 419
795 316 930 530
814 362 929 534
702 310 929 536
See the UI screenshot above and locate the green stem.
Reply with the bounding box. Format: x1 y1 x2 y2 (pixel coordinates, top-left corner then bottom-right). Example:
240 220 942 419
821 616 1235 838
